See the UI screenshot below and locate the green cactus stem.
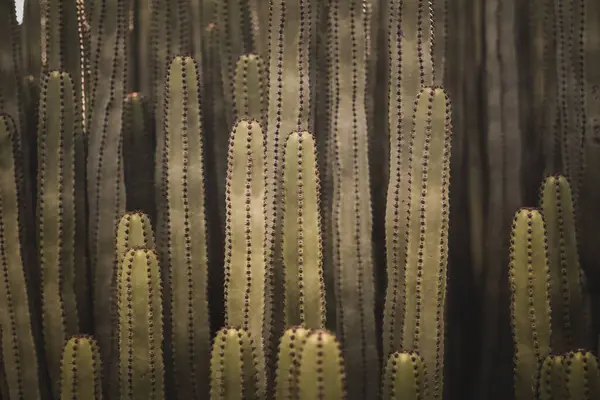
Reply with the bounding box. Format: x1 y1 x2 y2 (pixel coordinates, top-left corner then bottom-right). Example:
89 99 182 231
536 353 566 400
275 326 312 400
37 70 81 396
509 208 552 400
224 119 268 390
118 248 164 400
296 330 346 400
59 335 103 400
0 113 42 400
540 175 590 351
210 328 262 400
381 351 428 400
282 131 326 329
565 350 600 399
160 55 211 400
233 53 266 128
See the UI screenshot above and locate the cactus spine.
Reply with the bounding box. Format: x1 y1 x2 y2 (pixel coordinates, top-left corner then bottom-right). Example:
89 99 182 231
233 54 266 128
536 354 566 400
564 350 600 399
59 335 103 400
224 119 267 390
118 248 164 400
160 56 211 400
37 70 81 395
275 326 312 400
210 328 262 400
382 352 427 400
296 330 346 400
509 208 552 400
540 175 590 350
282 131 326 329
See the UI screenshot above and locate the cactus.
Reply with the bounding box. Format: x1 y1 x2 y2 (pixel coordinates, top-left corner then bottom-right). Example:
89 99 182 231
275 326 312 400
59 335 103 400
233 54 266 128
381 351 428 400
159 55 211 400
296 330 346 400
37 70 81 395
0 113 42 400
282 131 326 329
210 327 262 400
536 353 566 400
564 350 600 399
509 208 552 400
224 119 268 390
117 248 165 400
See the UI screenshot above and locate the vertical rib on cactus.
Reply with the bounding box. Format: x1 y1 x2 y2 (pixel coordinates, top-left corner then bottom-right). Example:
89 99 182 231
296 330 346 400
540 175 590 351
159 56 211 400
0 113 42 400
233 54 266 128
383 0 434 363
381 351 427 400
210 328 261 400
509 208 552 400
330 0 378 397
536 354 566 400
282 131 326 329
118 248 164 400
123 93 156 221
565 350 600 399
37 71 80 396
21 0 42 79
59 335 103 400
224 119 267 390
275 327 311 399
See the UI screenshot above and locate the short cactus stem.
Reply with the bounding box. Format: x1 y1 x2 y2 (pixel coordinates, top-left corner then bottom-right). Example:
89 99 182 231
536 353 566 400
282 131 326 329
210 328 262 400
509 208 552 400
59 335 103 400
381 351 428 400
275 327 312 400
296 330 346 400
564 350 600 399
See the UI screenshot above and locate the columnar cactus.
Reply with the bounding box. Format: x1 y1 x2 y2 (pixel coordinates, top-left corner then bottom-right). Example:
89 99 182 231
564 350 600 399
59 335 103 400
509 208 552 400
118 248 164 400
159 56 211 400
224 119 268 389
540 175 590 351
210 328 262 400
37 70 81 395
233 53 266 128
282 131 326 329
381 352 428 400
296 330 346 400
275 326 312 399
536 353 566 400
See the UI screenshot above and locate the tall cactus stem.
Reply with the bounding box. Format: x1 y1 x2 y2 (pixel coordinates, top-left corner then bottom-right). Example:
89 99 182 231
233 53 266 128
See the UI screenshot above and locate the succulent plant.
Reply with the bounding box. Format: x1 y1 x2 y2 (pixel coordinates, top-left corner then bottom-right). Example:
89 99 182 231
233 53 266 129
564 350 600 399
59 335 103 400
536 353 566 400
381 351 428 400
275 326 312 400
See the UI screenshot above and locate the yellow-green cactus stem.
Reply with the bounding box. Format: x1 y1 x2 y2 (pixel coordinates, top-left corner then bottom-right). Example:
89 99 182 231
282 131 326 329
540 175 590 351
275 327 312 400
233 53 266 128
118 248 164 400
160 55 211 400
509 208 552 400
59 335 103 400
210 328 262 400
381 352 428 400
565 350 600 400
536 353 566 400
296 330 346 400
224 119 268 391
37 70 81 396
0 113 42 400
